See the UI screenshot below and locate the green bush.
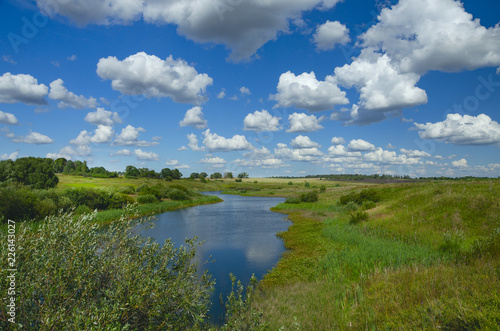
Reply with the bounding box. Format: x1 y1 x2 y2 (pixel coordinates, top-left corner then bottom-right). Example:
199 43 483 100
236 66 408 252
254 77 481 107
168 188 189 201
344 201 359 212
300 191 319 203
74 205 92 215
0 185 37 222
348 210 369 225
285 197 301 204
0 210 213 330
288 181 293 185
320 185 326 193
339 188 382 205
235 178 242 182
361 200 376 210
304 182 310 188
137 194 158 204
119 185 136 195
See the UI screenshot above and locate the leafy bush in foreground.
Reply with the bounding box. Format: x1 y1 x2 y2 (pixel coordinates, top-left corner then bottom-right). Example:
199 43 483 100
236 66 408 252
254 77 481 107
0 209 213 330
339 188 382 206
300 191 319 203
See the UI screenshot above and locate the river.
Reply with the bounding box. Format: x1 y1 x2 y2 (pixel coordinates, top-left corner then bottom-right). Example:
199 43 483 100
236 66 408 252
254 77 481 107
140 191 290 323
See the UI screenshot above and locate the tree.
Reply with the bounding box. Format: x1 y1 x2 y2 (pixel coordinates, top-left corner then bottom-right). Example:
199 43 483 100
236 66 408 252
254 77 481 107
224 172 233 179
200 172 208 179
237 172 249 179
53 158 67 173
190 172 200 180
171 169 182 180
160 168 173 180
11 157 59 189
210 172 222 179
125 165 140 178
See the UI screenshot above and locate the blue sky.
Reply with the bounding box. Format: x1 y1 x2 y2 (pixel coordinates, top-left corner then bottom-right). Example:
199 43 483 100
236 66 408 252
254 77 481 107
1 0 500 177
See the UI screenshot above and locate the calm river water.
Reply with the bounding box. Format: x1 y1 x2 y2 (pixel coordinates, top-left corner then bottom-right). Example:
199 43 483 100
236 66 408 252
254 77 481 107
140 192 290 323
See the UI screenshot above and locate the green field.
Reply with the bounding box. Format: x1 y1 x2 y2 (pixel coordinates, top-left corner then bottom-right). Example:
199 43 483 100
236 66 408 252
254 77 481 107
2 175 499 329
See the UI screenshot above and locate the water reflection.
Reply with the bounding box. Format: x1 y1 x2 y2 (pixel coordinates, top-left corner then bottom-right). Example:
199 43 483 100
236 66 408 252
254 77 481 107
140 192 290 323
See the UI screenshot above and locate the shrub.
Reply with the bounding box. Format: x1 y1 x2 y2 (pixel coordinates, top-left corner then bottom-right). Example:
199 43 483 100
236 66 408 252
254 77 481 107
349 210 369 225
285 197 301 204
339 188 382 205
361 200 376 210
168 188 189 201
320 185 326 193
0 185 38 222
119 185 136 195
300 191 319 203
344 201 359 212
288 181 293 185
137 194 158 204
304 182 310 188
138 186 163 200
0 211 213 330
235 178 242 182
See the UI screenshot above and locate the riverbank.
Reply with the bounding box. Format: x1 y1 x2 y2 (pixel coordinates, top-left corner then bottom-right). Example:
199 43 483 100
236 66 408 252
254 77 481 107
247 179 500 329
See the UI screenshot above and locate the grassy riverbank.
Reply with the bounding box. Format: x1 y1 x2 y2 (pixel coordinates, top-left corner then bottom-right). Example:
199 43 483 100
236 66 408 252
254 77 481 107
250 179 500 329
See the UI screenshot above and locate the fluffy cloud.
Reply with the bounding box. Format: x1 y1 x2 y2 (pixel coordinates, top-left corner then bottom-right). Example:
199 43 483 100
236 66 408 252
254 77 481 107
0 110 19 125
290 135 320 149
186 133 206 151
1 151 19 160
414 113 500 146
200 156 226 168
91 125 114 143
85 107 122 126
179 106 208 129
274 143 323 162
243 110 281 132
334 52 427 112
452 158 468 168
112 149 132 156
47 145 91 159
234 157 286 169
287 112 324 133
0 73 48 105
134 149 159 161
97 52 213 104
113 125 158 146
165 159 190 169
13 132 54 144
361 0 500 74
271 71 348 111
48 79 98 109
312 20 350 51
347 139 376 151
202 129 253 152
330 136 345 145
363 148 420 165
240 87 251 95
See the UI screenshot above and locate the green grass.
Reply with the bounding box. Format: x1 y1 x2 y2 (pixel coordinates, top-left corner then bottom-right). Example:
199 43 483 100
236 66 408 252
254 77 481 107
252 179 500 330
93 195 222 224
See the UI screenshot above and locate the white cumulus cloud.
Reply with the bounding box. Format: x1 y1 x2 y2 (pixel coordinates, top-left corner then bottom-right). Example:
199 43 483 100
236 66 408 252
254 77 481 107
361 0 500 74
271 71 349 111
134 149 159 161
330 136 345 145
0 73 48 105
287 112 324 133
85 107 122 126
243 110 281 132
452 158 468 168
13 131 54 144
414 113 500 146
313 20 350 51
0 110 19 125
97 52 213 104
113 124 158 147
202 129 253 152
347 139 376 151
48 79 98 109
290 135 321 149
179 106 208 129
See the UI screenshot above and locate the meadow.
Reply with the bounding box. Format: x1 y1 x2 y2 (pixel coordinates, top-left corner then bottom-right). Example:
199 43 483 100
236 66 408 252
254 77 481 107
1 174 499 329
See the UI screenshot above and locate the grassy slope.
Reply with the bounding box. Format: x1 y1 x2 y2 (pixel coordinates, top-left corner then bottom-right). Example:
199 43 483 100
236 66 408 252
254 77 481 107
251 179 500 330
